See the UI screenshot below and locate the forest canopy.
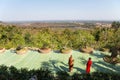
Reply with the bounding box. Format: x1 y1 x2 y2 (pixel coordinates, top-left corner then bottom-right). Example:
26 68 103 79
0 23 120 49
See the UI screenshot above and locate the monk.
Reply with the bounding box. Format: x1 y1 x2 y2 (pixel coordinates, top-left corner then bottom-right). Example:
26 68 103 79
86 57 92 74
68 55 74 72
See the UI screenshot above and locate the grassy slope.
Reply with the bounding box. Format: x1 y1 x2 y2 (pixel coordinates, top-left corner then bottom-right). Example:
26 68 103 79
0 50 120 74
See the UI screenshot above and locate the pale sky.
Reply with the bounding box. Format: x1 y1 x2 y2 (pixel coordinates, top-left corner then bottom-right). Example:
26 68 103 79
0 0 120 21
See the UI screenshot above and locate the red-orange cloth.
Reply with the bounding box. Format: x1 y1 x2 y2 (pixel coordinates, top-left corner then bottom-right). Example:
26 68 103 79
68 56 74 72
86 60 92 73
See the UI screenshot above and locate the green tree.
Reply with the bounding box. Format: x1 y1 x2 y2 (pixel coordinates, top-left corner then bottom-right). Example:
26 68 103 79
112 21 120 29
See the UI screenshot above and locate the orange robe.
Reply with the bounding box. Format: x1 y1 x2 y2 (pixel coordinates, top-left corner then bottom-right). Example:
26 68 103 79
68 57 74 72
86 60 92 73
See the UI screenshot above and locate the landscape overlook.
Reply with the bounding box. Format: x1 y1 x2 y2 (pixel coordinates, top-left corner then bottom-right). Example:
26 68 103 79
0 0 120 80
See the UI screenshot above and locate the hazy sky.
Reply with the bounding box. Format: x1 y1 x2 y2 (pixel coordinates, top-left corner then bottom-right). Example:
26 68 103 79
0 0 120 21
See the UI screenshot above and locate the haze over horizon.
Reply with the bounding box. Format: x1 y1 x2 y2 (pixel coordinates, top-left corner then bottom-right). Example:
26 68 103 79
0 0 120 21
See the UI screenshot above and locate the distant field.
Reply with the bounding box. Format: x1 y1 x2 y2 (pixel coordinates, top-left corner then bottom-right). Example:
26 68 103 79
0 50 120 74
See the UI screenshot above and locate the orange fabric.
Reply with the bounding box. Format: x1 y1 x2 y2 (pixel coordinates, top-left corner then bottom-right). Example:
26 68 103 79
68 56 74 72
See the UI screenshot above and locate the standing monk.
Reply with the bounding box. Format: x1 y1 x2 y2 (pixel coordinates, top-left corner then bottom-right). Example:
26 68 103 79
86 57 92 74
68 55 74 72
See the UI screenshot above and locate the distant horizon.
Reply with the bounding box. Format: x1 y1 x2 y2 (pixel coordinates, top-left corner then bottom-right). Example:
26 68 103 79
0 0 120 21
1 20 117 24
2 19 119 22
1 19 120 23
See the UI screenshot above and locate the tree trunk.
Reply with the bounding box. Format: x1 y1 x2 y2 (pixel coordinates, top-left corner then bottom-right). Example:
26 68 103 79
110 47 118 58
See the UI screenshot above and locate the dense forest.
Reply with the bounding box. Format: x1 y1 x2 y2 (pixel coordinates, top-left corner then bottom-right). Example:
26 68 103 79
0 22 120 50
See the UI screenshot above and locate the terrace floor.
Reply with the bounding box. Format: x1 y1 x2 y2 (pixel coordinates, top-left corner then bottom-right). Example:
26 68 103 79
0 50 120 74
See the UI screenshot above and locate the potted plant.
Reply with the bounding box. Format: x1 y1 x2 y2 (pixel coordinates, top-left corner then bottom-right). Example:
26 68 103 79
103 47 120 64
60 47 72 54
0 48 5 53
16 46 28 55
38 44 51 54
99 47 110 52
80 46 94 54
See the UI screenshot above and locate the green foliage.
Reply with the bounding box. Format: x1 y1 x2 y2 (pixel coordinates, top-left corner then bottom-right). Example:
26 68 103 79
0 24 119 50
112 21 120 29
57 71 70 80
0 65 120 80
0 65 54 80
72 72 120 80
